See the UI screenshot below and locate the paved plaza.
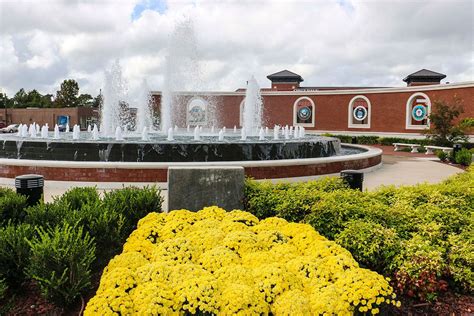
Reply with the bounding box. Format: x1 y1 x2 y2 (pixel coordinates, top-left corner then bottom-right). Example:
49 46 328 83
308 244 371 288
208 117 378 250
0 151 463 212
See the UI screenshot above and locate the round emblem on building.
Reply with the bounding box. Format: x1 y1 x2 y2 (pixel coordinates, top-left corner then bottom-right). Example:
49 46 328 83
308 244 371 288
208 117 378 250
353 106 368 121
297 106 312 121
412 105 427 121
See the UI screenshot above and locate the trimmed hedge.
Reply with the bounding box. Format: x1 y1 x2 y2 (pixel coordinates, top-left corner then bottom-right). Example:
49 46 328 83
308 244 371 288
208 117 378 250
0 185 163 307
244 167 474 300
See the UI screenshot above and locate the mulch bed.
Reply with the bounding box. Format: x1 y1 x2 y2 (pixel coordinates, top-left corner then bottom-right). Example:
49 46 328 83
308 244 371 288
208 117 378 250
2 283 472 315
387 292 473 316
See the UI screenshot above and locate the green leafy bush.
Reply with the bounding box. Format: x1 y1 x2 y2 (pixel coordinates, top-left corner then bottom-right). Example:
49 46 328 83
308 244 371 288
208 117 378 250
76 202 126 266
53 186 100 211
447 229 474 292
244 168 474 299
356 135 379 144
335 220 401 272
394 235 448 301
0 188 28 224
437 150 448 162
26 224 95 306
24 201 71 228
305 189 388 239
102 186 163 234
0 223 35 286
455 148 472 166
0 278 7 300
244 177 347 221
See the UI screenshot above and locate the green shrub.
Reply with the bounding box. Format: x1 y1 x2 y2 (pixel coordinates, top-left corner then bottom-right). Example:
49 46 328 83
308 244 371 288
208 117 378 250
455 148 472 166
356 136 379 145
76 202 126 266
0 188 28 224
437 150 448 162
102 186 163 234
244 178 347 221
243 169 474 300
53 186 100 211
305 189 388 239
26 224 95 306
0 222 35 286
335 220 401 272
0 278 7 300
24 201 71 228
447 229 474 292
394 235 448 302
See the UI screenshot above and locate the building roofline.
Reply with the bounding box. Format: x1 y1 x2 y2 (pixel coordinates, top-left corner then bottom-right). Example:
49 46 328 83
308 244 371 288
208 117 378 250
150 81 474 96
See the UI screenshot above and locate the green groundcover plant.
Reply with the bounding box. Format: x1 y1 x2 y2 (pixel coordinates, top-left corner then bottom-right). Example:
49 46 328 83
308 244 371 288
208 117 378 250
244 167 473 301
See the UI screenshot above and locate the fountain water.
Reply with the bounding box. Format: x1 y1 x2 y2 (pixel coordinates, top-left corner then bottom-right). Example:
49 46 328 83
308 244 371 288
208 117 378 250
92 124 100 140
53 125 60 139
167 128 174 141
136 79 153 133
72 125 80 140
242 76 263 135
41 125 48 139
115 127 124 141
193 126 200 140
101 60 128 137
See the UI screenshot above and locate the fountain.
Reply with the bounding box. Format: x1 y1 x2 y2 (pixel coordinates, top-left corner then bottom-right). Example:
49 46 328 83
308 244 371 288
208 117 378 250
0 19 381 182
242 76 263 135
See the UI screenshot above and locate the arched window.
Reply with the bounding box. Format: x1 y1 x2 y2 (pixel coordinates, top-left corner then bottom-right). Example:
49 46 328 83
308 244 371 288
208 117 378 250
406 92 430 129
293 97 315 127
187 97 208 126
348 95 371 128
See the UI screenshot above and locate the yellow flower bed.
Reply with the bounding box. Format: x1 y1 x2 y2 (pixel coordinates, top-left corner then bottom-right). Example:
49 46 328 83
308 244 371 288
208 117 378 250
85 207 399 315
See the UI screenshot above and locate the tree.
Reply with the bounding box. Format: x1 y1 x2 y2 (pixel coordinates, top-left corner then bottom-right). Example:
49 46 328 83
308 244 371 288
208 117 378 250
425 98 467 146
25 89 43 108
77 93 94 107
13 88 28 108
54 79 79 108
41 94 54 108
92 93 103 108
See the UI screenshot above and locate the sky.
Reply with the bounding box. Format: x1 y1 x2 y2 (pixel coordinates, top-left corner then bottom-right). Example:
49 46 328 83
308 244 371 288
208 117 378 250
0 0 473 100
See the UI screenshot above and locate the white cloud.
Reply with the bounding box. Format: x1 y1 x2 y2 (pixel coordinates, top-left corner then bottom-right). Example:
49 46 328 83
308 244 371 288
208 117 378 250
0 0 472 97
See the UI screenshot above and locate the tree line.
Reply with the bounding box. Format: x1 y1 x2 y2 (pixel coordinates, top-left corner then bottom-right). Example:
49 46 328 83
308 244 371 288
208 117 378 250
0 79 102 109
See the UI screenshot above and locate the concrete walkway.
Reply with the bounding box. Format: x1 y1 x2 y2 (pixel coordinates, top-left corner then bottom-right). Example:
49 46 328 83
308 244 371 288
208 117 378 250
0 155 464 211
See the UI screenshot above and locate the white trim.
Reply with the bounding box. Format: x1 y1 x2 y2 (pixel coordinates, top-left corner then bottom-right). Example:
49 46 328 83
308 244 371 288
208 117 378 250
293 96 315 127
150 81 474 96
186 97 208 126
405 92 431 130
348 95 371 129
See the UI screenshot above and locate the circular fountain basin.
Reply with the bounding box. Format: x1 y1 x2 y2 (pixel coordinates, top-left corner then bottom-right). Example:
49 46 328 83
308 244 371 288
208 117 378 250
0 132 381 181
1 134 340 162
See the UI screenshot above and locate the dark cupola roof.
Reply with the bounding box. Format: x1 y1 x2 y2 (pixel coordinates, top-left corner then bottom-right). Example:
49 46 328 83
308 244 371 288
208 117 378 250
403 69 446 83
267 70 304 83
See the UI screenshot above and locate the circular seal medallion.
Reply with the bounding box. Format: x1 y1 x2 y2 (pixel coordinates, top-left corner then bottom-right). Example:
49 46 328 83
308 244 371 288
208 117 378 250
412 105 427 121
353 106 368 121
297 106 312 121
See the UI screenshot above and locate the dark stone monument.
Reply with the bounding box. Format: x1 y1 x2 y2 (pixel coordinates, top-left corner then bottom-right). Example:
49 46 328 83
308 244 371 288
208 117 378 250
168 167 245 212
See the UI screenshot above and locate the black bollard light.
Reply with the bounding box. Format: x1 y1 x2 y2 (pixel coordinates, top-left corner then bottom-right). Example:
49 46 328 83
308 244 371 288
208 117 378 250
351 136 358 144
340 170 364 191
15 174 44 206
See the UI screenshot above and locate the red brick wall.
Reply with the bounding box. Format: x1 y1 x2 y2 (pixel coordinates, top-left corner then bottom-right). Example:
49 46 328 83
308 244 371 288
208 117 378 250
153 85 473 134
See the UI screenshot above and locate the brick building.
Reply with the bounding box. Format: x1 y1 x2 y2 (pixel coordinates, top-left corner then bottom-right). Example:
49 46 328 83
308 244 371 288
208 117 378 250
1 107 97 129
151 69 474 136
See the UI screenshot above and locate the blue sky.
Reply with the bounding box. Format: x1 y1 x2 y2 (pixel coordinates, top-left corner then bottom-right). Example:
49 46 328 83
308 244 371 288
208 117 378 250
131 0 168 20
